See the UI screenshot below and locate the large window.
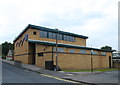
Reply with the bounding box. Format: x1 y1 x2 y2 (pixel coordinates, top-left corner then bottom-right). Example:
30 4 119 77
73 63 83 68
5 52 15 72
80 50 86 54
63 35 67 41
63 35 75 42
101 52 106 55
70 36 75 42
40 30 75 42
67 36 70 41
58 34 63 40
52 33 56 39
40 31 48 38
92 51 98 55
48 32 53 39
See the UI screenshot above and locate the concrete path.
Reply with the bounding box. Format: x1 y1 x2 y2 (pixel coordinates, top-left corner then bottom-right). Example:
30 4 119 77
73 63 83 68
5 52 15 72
64 71 119 84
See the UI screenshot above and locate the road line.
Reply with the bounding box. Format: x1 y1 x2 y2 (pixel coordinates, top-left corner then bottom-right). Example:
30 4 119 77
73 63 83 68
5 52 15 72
40 74 83 84
41 74 90 85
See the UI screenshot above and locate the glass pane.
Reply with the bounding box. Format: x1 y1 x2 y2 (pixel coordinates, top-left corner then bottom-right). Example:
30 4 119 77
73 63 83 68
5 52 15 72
48 32 53 39
92 51 98 55
53 47 64 52
63 35 67 41
67 36 70 41
52 33 56 39
40 31 47 38
80 50 86 54
70 49 74 53
58 34 63 40
101 52 106 55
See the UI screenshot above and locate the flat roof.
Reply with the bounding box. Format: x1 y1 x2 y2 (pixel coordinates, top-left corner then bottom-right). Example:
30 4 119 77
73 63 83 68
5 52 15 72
13 24 88 42
28 39 113 52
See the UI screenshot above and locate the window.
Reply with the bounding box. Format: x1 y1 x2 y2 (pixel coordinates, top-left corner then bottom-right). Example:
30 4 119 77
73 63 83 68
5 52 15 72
101 52 106 55
40 31 48 38
38 53 43 56
70 36 75 42
24 34 28 41
53 47 64 52
48 32 56 39
48 32 53 39
70 49 74 53
58 34 63 40
52 33 56 39
16 43 19 47
33 31 36 35
67 36 70 41
63 35 75 42
92 51 98 55
80 50 86 54
63 35 67 41
40 30 75 42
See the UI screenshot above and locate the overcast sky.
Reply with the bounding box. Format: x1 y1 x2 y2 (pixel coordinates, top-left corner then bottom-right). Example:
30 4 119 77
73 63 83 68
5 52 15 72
0 0 118 50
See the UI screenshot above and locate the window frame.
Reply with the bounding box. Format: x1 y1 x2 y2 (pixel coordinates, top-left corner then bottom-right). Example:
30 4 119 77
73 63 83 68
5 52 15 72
80 50 86 54
70 49 75 53
40 31 48 38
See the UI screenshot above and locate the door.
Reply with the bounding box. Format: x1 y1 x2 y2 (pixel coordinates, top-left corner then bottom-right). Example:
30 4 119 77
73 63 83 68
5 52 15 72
29 43 36 65
109 56 111 68
32 43 36 65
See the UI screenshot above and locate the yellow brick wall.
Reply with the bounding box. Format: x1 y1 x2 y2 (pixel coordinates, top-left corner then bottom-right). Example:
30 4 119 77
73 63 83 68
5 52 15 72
52 53 110 70
14 55 29 64
35 44 112 70
36 44 52 67
14 29 30 64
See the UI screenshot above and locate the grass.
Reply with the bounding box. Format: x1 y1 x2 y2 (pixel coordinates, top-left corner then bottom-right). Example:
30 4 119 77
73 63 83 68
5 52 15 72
63 68 119 72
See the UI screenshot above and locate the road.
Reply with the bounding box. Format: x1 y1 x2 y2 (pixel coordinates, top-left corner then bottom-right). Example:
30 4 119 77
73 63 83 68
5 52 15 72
2 62 79 84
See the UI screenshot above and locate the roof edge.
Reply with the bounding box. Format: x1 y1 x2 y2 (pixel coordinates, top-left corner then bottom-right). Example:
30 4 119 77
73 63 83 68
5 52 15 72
13 24 89 42
28 39 113 52
29 24 88 39
13 24 31 42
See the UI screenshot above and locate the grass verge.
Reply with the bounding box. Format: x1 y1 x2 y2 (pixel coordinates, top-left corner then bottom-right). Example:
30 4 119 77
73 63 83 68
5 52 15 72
63 68 119 72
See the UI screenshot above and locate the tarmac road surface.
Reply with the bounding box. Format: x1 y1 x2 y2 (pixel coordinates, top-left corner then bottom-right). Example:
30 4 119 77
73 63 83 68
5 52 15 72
2 62 80 85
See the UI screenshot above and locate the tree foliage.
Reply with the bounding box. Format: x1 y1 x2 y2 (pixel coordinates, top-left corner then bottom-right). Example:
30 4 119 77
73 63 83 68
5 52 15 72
1 41 13 56
101 46 112 50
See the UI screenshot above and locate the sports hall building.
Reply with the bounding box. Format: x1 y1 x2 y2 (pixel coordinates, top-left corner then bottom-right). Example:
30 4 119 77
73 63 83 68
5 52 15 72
13 24 113 70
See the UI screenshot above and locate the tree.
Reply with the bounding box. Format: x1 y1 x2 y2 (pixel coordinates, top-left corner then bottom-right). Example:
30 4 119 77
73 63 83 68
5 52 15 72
1 41 13 57
101 46 112 50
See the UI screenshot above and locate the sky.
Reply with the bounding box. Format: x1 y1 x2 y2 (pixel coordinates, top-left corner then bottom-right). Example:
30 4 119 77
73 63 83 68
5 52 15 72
0 0 118 50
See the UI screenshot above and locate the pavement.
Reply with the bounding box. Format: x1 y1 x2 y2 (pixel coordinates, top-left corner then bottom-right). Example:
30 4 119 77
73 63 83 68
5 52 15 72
1 59 120 85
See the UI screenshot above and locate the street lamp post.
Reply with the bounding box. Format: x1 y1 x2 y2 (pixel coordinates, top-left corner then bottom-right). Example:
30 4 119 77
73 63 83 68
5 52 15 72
91 48 93 73
55 28 59 71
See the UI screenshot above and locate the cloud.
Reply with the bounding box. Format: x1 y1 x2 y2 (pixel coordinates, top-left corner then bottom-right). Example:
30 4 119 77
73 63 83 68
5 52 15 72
0 0 118 50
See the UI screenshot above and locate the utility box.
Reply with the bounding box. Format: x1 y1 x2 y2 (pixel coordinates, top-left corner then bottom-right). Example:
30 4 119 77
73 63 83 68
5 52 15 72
45 61 54 70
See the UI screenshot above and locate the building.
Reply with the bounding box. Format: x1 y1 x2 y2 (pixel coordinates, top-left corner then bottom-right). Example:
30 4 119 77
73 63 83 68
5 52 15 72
0 45 2 59
6 50 13 60
13 24 113 70
112 51 120 68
